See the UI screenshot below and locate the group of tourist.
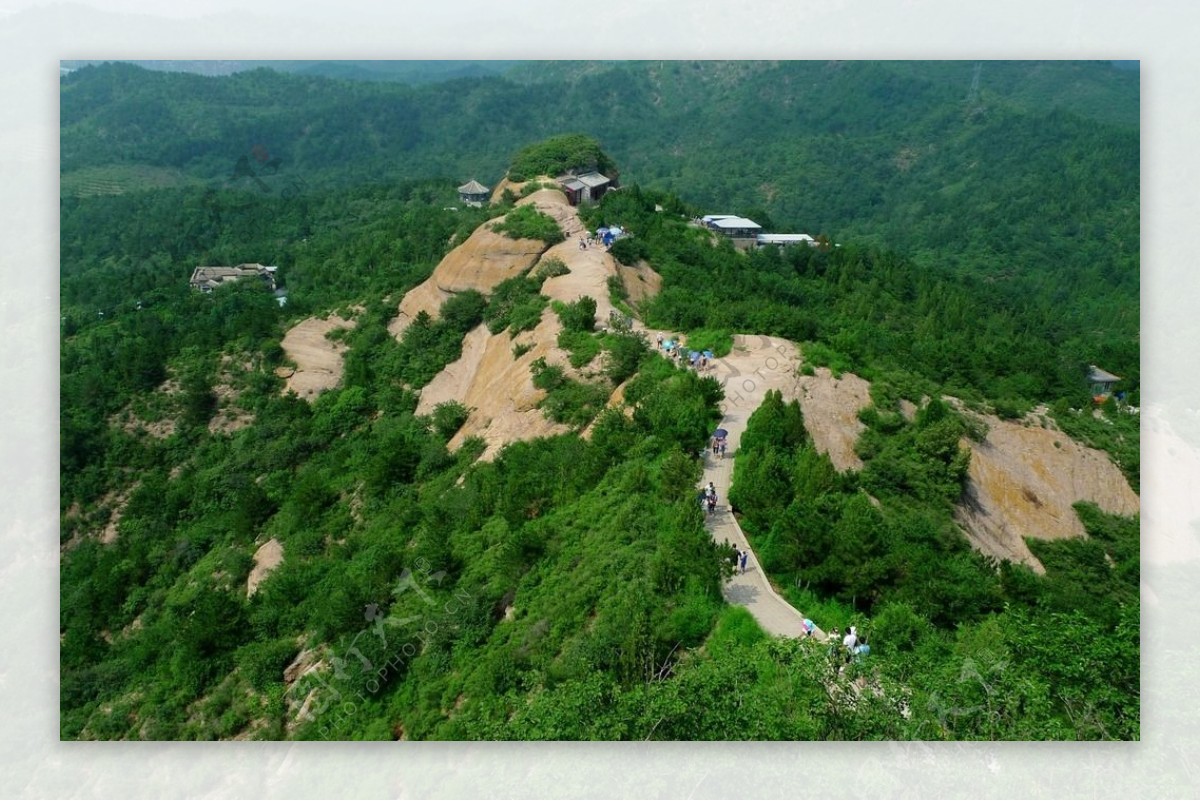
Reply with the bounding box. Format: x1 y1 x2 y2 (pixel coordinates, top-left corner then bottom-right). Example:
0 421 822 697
827 625 870 663
655 333 713 372
700 481 718 516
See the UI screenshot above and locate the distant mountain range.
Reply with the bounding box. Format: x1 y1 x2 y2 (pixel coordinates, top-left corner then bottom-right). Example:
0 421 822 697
60 60 524 83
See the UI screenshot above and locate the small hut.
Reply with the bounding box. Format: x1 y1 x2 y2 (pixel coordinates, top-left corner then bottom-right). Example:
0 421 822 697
556 170 615 206
1087 365 1121 401
457 179 490 207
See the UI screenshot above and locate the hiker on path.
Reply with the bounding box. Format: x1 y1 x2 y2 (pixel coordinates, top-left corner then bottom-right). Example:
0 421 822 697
739 550 748 574
802 618 815 638
854 636 870 662
842 626 859 658
719 441 727 459
707 494 716 515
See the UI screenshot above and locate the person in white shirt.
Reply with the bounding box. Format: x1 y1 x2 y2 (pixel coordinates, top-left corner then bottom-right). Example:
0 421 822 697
842 626 858 654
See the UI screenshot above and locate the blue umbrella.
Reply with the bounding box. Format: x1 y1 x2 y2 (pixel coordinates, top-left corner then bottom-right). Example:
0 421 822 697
702 350 713 359
713 428 728 439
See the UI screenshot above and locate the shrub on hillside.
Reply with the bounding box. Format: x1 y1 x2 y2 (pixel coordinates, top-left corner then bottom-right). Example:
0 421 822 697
556 296 597 333
490 204 564 245
609 236 650 266
485 275 547 335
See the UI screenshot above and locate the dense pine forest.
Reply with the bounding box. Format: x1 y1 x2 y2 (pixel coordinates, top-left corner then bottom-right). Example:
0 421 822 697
60 61 1139 740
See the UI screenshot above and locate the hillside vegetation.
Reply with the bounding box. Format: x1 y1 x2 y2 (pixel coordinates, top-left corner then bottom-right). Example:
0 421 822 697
59 67 1139 741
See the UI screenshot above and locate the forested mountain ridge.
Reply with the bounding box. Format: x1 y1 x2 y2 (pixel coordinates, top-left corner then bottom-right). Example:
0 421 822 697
60 69 1139 741
61 60 1137 287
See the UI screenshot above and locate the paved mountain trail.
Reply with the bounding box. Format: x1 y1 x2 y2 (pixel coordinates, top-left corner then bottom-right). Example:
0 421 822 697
700 334 828 640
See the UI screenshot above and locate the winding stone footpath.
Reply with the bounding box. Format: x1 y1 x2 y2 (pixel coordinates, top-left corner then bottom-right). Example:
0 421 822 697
698 335 828 641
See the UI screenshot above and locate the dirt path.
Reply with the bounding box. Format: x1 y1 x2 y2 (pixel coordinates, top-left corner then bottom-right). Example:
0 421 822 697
279 314 357 400
520 188 624 330
702 335 826 640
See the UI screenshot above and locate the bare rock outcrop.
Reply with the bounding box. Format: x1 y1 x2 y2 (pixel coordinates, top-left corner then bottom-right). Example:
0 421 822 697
388 213 547 339
247 538 283 597
416 311 573 461
793 367 873 472
280 314 357 400
956 410 1140 572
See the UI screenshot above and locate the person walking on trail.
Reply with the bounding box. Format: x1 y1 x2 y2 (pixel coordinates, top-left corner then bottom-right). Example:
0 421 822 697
854 636 870 662
842 626 859 658
706 494 716 515
719 440 727 459
802 618 815 638
739 549 748 574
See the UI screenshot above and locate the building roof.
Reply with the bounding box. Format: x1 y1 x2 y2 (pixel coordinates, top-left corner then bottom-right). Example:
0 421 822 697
560 178 586 191
757 233 815 244
190 264 277 290
458 179 489 194
702 214 736 223
1087 365 1122 383
575 171 611 188
709 216 762 231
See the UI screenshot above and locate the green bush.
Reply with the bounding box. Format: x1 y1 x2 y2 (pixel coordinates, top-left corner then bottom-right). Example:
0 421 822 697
681 328 732 358
601 331 649 385
555 296 597 333
800 341 854 377
236 637 300 691
557 330 602 368
609 236 651 266
490 205 564 245
531 357 609 427
509 134 617 182
431 401 471 440
484 276 547 335
535 257 570 280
